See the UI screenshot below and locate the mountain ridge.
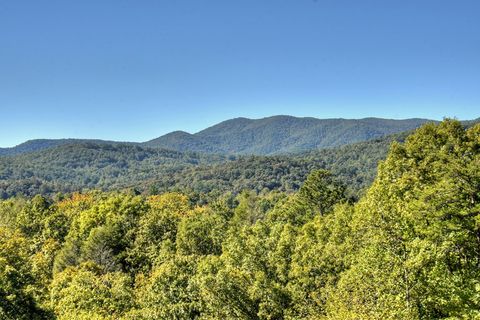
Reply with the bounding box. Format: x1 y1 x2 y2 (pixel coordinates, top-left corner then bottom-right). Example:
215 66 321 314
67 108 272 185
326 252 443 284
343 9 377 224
0 115 437 156
0 138 135 156
145 116 434 154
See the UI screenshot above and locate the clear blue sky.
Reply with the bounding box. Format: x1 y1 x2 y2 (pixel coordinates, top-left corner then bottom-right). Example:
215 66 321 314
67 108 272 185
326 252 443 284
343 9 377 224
1 0 479 147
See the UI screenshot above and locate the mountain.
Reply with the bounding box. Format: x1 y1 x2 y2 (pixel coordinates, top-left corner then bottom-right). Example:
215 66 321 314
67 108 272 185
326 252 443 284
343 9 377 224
1 117 478 199
0 116 430 157
3 117 478 157
0 138 131 156
144 131 214 153
0 131 405 199
0 142 226 198
143 116 432 154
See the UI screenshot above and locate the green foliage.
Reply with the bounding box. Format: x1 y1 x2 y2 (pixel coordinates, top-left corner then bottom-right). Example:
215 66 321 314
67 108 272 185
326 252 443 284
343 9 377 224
0 120 479 319
287 204 354 319
127 193 190 272
0 227 49 319
269 169 346 225
132 255 202 319
50 262 133 320
176 208 226 256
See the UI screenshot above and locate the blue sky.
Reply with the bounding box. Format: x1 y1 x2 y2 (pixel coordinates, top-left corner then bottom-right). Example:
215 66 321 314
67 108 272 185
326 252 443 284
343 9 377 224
0 0 479 147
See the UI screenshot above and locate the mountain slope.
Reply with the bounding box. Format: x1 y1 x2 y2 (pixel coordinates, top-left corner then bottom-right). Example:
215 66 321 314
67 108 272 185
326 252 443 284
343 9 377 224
0 131 407 199
144 116 432 154
0 138 131 156
0 142 226 197
1 116 431 157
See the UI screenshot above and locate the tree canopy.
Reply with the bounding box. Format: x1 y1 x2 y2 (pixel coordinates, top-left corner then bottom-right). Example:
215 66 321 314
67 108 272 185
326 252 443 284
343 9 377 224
0 120 479 319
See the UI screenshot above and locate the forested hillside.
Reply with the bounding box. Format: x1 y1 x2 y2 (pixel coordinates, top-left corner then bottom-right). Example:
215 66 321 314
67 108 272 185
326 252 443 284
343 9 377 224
0 143 226 198
0 132 404 200
1 117 477 200
151 132 404 200
144 116 429 154
0 116 429 157
1 120 479 319
0 139 131 156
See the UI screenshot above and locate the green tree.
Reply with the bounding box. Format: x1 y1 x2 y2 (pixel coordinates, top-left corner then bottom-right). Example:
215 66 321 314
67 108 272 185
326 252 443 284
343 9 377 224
132 254 202 319
327 121 480 319
0 227 50 319
286 204 354 319
50 262 133 320
176 208 226 256
127 193 190 272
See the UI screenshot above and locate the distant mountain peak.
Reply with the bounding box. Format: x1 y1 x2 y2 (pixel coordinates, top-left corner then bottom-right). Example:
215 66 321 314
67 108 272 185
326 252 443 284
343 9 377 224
161 130 193 137
142 116 433 155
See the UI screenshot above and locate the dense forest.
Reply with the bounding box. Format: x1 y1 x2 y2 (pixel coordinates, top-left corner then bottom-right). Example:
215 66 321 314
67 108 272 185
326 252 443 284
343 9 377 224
0 132 404 200
1 119 480 319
